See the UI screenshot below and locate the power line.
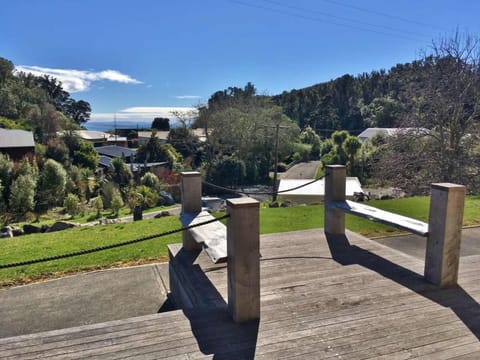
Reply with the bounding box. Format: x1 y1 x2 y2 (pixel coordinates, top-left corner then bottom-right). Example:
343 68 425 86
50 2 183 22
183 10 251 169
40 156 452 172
261 0 426 39
320 0 446 31
231 0 430 42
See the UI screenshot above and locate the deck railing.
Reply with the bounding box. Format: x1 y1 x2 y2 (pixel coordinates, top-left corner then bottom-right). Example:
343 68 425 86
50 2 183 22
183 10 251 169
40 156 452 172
324 165 466 287
175 171 260 323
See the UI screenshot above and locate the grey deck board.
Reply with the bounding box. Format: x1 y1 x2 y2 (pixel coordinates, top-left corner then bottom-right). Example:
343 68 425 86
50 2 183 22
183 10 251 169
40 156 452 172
1 228 479 359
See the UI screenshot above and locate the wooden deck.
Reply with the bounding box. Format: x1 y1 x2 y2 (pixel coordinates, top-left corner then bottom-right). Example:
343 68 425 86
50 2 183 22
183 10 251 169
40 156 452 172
1 229 479 359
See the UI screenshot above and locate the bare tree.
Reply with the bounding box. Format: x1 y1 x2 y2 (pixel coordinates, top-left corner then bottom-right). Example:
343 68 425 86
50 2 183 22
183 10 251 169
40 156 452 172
376 31 480 193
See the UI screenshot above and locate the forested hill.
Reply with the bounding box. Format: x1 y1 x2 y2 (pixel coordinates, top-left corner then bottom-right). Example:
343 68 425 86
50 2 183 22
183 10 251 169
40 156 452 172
272 58 442 136
0 57 90 142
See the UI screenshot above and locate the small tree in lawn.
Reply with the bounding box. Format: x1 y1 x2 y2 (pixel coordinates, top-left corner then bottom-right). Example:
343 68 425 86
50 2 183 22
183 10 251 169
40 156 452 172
93 196 103 218
9 175 36 217
64 193 80 218
111 193 124 216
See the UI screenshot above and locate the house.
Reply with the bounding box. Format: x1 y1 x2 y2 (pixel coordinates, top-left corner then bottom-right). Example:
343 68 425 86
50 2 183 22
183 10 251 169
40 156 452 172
278 177 363 204
95 145 137 163
59 130 128 147
96 145 169 175
358 128 397 142
137 131 169 146
0 128 35 161
358 127 430 143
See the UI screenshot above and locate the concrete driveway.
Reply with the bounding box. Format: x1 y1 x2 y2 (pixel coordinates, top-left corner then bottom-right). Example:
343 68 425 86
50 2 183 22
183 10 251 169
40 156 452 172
279 160 321 179
0 263 171 338
374 226 480 260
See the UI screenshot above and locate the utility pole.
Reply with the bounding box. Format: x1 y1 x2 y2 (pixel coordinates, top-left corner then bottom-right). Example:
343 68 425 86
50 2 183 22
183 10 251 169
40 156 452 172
264 122 289 203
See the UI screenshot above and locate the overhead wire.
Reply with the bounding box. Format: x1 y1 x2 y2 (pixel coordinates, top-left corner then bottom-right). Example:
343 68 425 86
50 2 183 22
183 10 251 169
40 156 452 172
230 0 430 42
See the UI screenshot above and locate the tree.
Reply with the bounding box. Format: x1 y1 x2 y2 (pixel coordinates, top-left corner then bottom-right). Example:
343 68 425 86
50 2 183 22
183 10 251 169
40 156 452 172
167 127 200 158
9 175 36 215
151 117 170 131
108 158 133 193
197 83 299 184
37 159 67 208
343 135 362 175
111 193 124 216
376 32 480 193
141 172 160 189
0 153 13 210
208 157 246 187
93 196 104 218
64 193 80 217
65 99 91 125
136 133 183 166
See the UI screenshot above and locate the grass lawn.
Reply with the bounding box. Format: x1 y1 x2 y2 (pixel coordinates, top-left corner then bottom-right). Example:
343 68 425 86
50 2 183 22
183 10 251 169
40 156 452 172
1 195 479 287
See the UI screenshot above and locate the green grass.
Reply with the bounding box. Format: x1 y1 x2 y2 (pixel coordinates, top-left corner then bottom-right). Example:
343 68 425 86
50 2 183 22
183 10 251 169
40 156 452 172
1 196 480 286
260 195 480 237
0 216 182 285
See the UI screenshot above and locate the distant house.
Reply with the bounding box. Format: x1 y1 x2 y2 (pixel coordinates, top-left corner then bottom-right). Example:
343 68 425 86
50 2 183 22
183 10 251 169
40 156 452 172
95 145 137 163
358 127 429 143
137 131 169 146
59 130 128 147
278 177 363 204
95 145 169 175
0 129 35 161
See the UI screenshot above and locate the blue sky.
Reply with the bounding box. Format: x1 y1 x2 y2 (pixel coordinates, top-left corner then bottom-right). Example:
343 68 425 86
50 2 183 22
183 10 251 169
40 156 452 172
2 0 480 123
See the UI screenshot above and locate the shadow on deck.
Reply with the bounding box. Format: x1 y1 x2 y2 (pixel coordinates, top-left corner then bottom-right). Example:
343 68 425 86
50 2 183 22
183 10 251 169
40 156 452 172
326 232 480 341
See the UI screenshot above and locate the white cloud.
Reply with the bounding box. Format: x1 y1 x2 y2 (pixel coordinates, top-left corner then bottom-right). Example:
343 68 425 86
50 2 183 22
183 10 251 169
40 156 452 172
175 95 202 100
15 65 142 93
90 106 198 123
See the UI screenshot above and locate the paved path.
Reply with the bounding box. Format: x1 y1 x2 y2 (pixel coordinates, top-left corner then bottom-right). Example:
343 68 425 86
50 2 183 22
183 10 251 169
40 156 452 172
0 263 171 338
279 160 321 179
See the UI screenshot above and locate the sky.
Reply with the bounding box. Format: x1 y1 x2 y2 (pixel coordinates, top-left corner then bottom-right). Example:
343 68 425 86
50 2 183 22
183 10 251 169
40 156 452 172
2 0 480 124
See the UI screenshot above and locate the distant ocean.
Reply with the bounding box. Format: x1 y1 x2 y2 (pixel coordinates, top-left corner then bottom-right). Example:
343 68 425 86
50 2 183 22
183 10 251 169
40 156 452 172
85 120 153 132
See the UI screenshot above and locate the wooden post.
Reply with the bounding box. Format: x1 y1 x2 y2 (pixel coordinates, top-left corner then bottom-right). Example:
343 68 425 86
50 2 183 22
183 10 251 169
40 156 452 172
425 183 466 287
227 198 260 323
324 165 346 235
180 171 202 251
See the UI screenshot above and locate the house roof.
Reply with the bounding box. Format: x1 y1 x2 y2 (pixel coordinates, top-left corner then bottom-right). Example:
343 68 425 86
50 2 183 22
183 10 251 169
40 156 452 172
0 129 35 148
357 128 398 141
73 130 107 141
95 145 136 158
358 127 430 142
98 155 113 167
278 177 363 196
137 131 170 140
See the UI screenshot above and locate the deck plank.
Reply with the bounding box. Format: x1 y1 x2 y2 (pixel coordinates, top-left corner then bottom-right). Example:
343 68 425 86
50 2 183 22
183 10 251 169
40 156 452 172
1 228 479 359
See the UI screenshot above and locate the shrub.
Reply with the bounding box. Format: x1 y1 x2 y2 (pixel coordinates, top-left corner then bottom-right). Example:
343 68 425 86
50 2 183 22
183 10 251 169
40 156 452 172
64 193 80 217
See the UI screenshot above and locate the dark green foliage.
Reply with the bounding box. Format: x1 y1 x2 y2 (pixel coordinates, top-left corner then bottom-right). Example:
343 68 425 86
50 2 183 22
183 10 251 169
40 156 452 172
0 56 90 136
108 158 133 192
208 157 246 187
167 127 200 158
37 159 66 208
151 117 170 131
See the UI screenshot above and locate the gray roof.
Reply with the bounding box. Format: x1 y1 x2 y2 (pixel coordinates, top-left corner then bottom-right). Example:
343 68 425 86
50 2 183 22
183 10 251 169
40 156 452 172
98 155 113 167
0 129 35 148
95 145 136 158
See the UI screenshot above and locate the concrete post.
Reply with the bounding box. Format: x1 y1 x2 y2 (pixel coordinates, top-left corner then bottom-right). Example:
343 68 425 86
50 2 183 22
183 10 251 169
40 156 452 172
180 171 202 250
425 183 466 287
227 198 260 323
324 165 346 235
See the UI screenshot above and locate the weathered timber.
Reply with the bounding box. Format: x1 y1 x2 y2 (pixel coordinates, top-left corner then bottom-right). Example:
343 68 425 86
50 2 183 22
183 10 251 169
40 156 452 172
3 229 480 359
327 200 429 236
180 211 227 263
